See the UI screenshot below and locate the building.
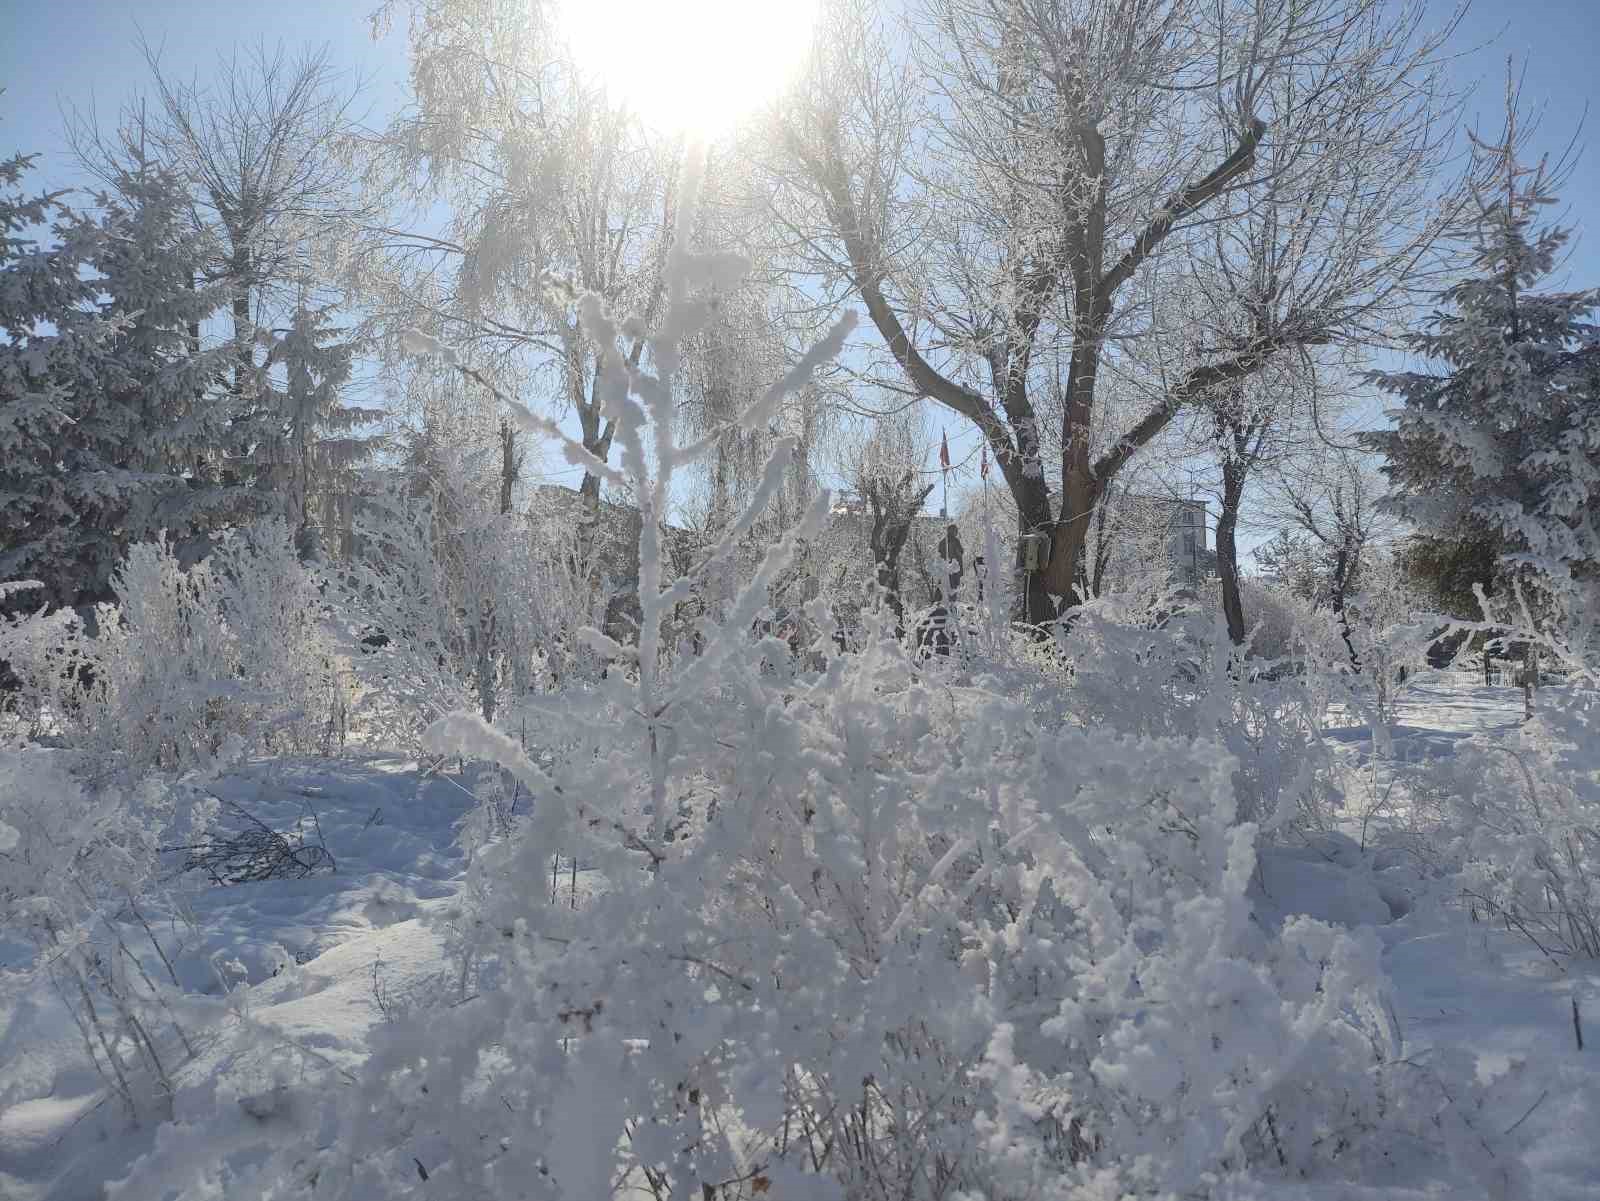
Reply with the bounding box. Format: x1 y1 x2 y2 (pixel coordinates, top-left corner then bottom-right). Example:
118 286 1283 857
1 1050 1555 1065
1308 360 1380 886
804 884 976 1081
1150 496 1211 586
1086 492 1213 593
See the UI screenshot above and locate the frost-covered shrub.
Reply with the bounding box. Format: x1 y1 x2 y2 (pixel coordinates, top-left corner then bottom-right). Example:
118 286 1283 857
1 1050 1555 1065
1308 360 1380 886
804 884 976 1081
0 580 82 744
340 466 614 751
1059 598 1342 833
62 521 343 780
2 521 342 777
214 628 1521 1201
1202 576 1302 662
0 747 217 1118
1412 590 1600 960
106 151 1524 1201
1407 683 1600 960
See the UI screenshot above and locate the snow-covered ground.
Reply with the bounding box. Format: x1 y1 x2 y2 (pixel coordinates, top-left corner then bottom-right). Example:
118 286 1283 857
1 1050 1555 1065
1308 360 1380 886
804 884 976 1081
1277 672 1600 1200
2 675 1597 1199
0 756 477 1200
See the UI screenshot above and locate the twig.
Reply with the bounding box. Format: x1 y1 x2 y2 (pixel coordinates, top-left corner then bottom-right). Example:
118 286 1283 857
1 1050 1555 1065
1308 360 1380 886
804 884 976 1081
1503 1089 1549 1136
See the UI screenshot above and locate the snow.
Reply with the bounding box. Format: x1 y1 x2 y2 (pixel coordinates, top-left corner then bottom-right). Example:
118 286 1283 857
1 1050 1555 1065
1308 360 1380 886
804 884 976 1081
0 755 477 1200
1194 671 1600 1199
3 669 1598 1198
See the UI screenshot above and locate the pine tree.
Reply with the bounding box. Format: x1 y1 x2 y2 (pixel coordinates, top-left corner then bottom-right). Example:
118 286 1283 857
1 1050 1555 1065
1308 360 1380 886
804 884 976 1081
65 159 254 600
0 152 112 605
1 150 256 608
249 298 383 558
1365 85 1600 637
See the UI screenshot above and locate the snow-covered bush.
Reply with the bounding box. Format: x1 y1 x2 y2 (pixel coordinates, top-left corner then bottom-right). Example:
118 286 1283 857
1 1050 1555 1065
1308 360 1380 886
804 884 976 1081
1428 711 1600 960
77 521 342 779
1409 576 1600 960
269 640 1515 1201
0 580 83 744
1059 597 1342 834
89 148 1522 1201
0 748 217 1119
1208 576 1302 662
340 454 615 751
1 519 342 779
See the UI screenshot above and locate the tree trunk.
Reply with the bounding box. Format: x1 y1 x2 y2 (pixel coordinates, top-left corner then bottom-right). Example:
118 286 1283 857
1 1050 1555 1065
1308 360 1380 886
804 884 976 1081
576 362 615 501
1088 492 1119 599
1217 461 1247 645
1018 545 1057 628
1013 481 1060 628
229 244 254 400
1522 642 1534 721
1331 547 1360 673
499 419 520 515
1041 447 1098 607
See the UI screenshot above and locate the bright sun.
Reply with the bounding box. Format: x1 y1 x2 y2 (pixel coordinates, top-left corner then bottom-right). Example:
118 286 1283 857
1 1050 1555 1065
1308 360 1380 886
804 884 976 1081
558 0 820 137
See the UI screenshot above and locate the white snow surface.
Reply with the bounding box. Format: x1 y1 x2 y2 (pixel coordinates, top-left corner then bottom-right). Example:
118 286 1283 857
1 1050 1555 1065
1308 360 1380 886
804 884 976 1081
0 754 476 1200
2 677 1598 1199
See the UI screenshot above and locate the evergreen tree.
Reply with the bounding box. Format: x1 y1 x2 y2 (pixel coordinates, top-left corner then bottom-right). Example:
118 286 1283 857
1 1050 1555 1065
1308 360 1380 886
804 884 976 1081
0 152 112 605
250 298 382 558
1364 88 1600 636
1255 528 1324 603
66 160 254 600
1396 529 1503 621
1 151 253 608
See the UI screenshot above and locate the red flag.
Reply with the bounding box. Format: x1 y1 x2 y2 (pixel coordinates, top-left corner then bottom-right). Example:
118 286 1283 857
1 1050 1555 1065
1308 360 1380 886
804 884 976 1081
939 429 950 470
980 446 989 479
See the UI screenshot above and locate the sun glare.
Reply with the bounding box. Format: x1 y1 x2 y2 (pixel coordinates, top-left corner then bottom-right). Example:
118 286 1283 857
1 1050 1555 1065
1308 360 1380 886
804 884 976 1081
558 0 820 137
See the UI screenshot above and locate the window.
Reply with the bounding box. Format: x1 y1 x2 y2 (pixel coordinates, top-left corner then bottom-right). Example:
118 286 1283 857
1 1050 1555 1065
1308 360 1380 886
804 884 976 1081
1182 532 1196 555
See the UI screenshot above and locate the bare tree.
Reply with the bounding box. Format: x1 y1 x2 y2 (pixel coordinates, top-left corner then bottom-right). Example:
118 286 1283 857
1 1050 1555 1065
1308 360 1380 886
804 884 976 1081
775 0 1459 621
347 0 688 502
837 411 936 629
1198 360 1325 645
71 39 365 395
1278 452 1382 672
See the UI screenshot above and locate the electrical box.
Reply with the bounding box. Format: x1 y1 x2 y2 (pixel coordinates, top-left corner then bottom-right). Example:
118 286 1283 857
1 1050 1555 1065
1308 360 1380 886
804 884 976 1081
1019 532 1051 573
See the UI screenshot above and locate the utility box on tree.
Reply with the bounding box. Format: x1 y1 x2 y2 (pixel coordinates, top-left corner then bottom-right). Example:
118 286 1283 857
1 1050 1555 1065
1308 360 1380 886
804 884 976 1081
1019 531 1051 574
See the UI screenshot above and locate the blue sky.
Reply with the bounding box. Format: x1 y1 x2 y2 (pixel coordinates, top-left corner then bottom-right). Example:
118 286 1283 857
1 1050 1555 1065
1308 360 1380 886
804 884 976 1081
4 0 1597 522
1 1 410 182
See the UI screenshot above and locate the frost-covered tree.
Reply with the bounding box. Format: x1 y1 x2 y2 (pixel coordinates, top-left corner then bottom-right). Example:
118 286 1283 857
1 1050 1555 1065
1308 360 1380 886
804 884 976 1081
250 297 383 555
0 151 109 605
847 410 936 626
1279 452 1382 672
1255 527 1325 604
355 0 831 507
1 153 248 608
1365 78 1600 664
677 284 830 546
779 0 1459 619
1206 375 1301 645
70 40 365 412
352 0 677 501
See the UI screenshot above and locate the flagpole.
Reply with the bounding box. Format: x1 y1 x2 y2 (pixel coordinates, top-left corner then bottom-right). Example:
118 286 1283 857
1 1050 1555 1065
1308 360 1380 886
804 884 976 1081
972 447 985 524
939 428 950 519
